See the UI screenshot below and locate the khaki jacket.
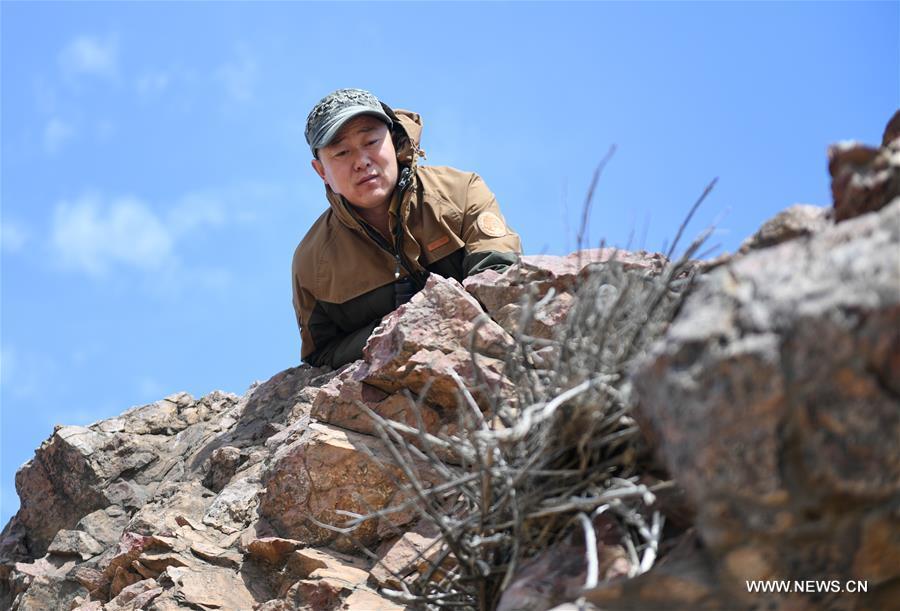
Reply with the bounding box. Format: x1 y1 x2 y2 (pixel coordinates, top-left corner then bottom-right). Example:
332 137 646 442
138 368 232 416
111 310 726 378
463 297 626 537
292 106 522 368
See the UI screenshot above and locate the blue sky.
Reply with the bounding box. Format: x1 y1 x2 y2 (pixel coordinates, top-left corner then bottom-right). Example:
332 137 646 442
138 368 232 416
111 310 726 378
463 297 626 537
1 2 897 524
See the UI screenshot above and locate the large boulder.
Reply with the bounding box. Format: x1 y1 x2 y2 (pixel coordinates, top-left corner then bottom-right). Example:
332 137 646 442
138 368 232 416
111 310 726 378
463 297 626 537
259 422 434 552
6 390 242 555
360 274 515 410
12 425 155 557
633 198 900 608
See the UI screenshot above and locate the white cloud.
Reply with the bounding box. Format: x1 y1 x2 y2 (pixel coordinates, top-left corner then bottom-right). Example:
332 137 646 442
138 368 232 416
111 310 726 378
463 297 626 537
48 190 238 279
1 220 29 253
51 195 175 275
59 34 118 79
216 46 257 103
170 182 282 228
43 117 74 154
46 182 288 294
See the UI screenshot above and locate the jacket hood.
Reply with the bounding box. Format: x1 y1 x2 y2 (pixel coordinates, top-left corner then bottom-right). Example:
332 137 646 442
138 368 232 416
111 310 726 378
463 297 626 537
324 106 425 229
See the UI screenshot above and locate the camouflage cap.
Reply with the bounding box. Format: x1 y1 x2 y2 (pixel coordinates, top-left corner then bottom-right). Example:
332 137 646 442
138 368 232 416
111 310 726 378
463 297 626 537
305 88 393 157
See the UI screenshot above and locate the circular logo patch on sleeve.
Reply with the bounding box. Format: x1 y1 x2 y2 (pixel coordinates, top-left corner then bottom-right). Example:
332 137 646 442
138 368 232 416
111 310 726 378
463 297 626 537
476 212 507 238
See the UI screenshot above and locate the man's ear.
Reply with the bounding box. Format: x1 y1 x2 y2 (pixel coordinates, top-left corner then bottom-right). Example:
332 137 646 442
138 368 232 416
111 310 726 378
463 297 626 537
311 159 328 184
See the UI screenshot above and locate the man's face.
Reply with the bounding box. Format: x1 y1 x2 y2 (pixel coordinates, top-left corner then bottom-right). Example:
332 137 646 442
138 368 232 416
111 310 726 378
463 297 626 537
311 115 399 211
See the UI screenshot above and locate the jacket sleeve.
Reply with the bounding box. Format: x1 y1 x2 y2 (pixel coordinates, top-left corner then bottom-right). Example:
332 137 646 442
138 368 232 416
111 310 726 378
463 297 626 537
459 173 523 276
304 313 380 369
293 266 378 369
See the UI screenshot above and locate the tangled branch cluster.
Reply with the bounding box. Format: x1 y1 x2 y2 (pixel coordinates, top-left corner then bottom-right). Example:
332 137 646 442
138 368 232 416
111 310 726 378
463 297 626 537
324 178 715 610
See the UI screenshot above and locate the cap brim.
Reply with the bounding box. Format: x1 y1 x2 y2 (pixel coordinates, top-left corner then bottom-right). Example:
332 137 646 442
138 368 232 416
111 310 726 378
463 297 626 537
313 106 393 153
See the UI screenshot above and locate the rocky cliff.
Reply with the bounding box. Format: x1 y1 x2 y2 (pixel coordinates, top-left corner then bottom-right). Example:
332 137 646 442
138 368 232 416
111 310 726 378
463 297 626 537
2 113 898 611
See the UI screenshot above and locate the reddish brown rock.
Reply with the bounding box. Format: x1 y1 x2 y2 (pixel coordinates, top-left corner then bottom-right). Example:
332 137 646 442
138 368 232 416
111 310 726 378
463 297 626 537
497 515 632 611
289 577 345 609
367 345 513 411
1 369 330 609
109 566 143 602
360 275 515 410
245 537 303 567
829 113 900 222
13 426 123 557
259 422 434 552
106 577 158 608
633 198 900 607
312 361 445 436
307 564 369 588
464 249 667 318
465 250 667 344
285 547 367 580
491 290 575 340
370 521 442 589
284 561 381 610
582 542 725 610
127 585 163 609
187 540 242 570
157 564 257 609
103 532 158 576
342 588 406 610
852 510 900 585
101 531 173 597
368 274 512 360
72 565 106 592
258 547 371 606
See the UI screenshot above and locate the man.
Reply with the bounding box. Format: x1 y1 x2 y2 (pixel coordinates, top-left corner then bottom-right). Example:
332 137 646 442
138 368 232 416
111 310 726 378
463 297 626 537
293 88 522 368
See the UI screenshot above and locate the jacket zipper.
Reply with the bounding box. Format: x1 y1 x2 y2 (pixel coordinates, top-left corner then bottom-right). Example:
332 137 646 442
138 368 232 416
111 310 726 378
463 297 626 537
355 167 427 290
393 168 428 289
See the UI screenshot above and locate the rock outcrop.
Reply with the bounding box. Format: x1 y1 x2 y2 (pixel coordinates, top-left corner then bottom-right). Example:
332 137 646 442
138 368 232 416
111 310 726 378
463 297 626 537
630 197 900 610
3 115 898 610
463 248 666 340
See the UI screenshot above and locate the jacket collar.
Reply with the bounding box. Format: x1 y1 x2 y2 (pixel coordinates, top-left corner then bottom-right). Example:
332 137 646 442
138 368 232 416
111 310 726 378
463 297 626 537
324 106 425 231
